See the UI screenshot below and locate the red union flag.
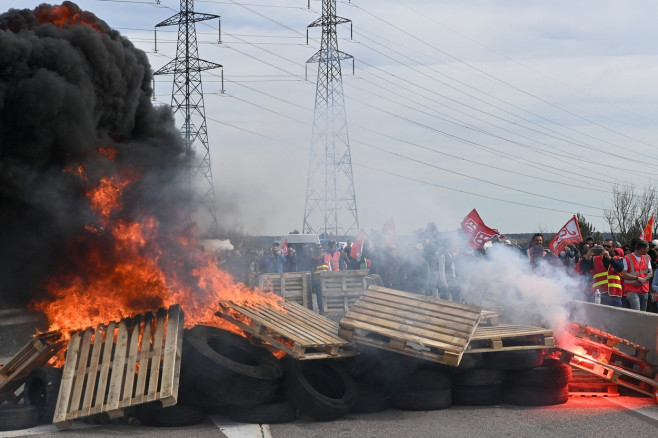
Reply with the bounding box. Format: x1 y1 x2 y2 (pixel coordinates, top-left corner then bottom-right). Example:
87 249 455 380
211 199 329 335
549 215 582 256
382 218 396 247
460 209 498 249
350 229 368 259
640 213 654 242
280 238 288 257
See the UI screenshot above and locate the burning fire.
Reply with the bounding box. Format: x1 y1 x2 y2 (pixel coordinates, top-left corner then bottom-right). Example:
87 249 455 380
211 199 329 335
35 2 104 33
30 147 283 349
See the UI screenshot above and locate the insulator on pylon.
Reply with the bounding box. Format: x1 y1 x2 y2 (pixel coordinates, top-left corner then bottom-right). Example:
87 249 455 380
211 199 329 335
154 28 158 53
217 18 222 44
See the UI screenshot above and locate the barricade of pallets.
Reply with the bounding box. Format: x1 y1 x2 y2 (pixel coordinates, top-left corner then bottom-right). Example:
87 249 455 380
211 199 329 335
53 305 184 429
317 270 369 313
217 300 357 360
569 368 619 397
338 286 482 366
0 332 64 405
465 324 555 353
257 272 312 309
566 322 650 361
556 348 658 401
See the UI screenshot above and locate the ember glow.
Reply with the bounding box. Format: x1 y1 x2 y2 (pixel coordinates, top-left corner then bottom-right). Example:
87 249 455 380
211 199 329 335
30 149 283 341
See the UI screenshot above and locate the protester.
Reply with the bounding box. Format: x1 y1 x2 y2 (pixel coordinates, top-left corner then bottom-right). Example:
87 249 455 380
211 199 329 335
621 240 653 311
579 239 624 306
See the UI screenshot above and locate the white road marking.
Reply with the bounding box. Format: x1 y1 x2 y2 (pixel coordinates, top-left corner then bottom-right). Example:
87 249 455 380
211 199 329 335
210 416 272 438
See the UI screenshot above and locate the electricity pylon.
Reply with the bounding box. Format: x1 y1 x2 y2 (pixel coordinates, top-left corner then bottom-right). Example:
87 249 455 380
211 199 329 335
154 0 221 237
303 0 359 240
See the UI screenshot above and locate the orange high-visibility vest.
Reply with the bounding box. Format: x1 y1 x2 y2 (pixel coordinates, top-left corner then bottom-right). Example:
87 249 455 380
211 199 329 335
623 254 650 294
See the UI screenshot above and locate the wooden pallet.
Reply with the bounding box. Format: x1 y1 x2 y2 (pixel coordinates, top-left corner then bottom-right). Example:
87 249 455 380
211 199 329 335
0 332 65 405
338 286 482 366
257 272 312 309
557 348 658 402
566 336 656 378
567 322 650 361
465 324 555 353
317 270 369 313
480 310 500 326
569 368 619 397
53 305 184 429
216 300 357 360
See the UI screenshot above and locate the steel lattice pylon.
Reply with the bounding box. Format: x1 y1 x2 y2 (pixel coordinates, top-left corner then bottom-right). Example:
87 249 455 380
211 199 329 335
303 0 359 240
154 0 221 237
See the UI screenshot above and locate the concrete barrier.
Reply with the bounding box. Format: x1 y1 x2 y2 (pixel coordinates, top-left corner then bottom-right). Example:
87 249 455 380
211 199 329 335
567 300 658 364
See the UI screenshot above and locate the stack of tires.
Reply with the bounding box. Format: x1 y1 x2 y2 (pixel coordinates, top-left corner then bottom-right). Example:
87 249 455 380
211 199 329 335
452 368 504 406
0 366 62 431
502 357 572 406
175 325 295 425
389 367 452 411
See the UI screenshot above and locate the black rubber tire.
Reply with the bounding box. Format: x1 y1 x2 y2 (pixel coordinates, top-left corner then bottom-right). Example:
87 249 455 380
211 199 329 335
342 347 384 378
502 384 570 406
452 385 501 406
453 369 504 387
390 388 452 411
282 357 357 421
180 326 283 408
24 367 62 424
350 380 389 414
358 352 418 391
402 369 452 390
227 401 297 424
456 353 484 370
505 359 572 388
138 404 206 427
486 349 545 371
0 404 38 431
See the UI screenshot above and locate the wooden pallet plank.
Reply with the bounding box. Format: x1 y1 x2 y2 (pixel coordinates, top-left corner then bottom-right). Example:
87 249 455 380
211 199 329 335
68 329 94 417
53 332 83 424
106 319 130 413
91 322 115 416
147 308 166 402
120 315 142 409
159 305 183 406
134 312 153 405
81 324 104 415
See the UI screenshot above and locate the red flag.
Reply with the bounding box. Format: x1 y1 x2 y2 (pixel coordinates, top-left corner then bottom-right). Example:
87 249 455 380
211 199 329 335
350 229 368 259
382 218 396 247
280 239 288 257
549 215 582 256
640 213 654 242
460 209 498 249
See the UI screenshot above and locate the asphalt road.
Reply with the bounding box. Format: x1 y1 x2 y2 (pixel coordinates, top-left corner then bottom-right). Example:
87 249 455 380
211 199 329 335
1 396 656 438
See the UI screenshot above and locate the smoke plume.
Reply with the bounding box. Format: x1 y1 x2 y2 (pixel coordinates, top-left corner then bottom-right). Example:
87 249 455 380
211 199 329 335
0 2 194 307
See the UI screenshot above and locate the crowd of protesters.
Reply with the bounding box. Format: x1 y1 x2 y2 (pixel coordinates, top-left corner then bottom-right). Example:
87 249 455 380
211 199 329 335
214 224 658 314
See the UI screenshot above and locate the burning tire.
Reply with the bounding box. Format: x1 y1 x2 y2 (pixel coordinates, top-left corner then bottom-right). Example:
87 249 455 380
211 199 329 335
390 388 451 411
137 404 205 427
180 326 283 408
282 357 357 421
505 358 572 388
502 384 569 406
487 349 545 370
227 401 297 424
24 366 62 424
0 405 38 431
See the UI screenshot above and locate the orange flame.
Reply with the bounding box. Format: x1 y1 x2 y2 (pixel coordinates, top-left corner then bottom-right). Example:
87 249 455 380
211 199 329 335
30 147 283 356
35 3 104 33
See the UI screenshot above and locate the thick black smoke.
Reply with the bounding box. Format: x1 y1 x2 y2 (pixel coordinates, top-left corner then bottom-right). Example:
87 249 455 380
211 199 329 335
0 2 194 307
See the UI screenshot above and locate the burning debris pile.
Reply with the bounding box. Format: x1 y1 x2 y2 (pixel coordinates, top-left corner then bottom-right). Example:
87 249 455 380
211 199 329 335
0 1 281 337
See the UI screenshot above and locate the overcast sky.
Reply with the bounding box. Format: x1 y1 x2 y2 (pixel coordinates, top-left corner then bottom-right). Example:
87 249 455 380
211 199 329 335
6 0 658 238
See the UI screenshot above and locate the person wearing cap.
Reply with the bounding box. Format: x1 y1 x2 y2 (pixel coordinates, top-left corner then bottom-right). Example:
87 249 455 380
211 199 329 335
579 239 624 306
621 240 653 311
264 244 286 274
